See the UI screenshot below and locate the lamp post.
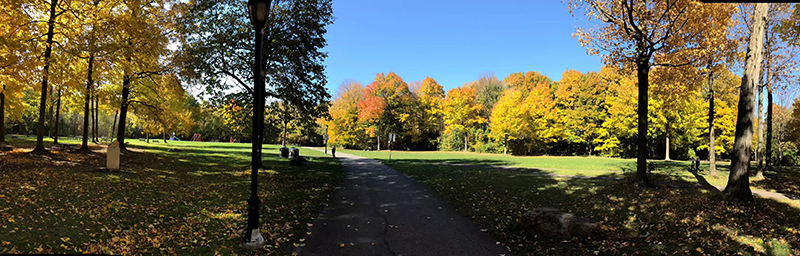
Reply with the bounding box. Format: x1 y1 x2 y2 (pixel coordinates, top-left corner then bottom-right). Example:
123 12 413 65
242 0 271 249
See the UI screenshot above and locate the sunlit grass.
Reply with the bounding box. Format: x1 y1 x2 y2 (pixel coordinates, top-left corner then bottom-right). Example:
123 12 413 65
332 147 799 194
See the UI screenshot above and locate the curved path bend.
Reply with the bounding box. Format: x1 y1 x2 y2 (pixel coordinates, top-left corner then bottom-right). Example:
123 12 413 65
296 148 508 256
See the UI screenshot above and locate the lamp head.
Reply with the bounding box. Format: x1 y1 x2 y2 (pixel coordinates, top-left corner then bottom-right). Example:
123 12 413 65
248 0 270 28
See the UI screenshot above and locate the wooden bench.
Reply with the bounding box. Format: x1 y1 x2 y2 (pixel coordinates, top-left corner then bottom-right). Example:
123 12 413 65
139 138 146 142
153 139 160 143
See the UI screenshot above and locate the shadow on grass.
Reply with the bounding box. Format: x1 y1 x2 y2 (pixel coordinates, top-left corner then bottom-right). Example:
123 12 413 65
0 136 346 255
384 158 514 168
380 158 800 255
753 166 800 201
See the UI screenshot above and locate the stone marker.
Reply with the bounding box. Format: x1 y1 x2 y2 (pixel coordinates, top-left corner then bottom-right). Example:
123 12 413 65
521 208 596 240
107 141 120 170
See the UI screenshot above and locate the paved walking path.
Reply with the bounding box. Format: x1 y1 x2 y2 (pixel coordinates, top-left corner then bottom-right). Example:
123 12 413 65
296 148 508 256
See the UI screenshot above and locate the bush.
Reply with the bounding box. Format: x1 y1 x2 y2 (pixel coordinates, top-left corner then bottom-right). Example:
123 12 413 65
779 143 800 166
438 130 465 152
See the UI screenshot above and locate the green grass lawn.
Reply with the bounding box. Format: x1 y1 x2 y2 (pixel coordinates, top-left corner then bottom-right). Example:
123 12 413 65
0 135 342 255
336 148 799 190
332 148 800 255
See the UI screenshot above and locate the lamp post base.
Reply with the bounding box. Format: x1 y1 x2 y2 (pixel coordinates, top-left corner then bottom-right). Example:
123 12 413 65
240 229 265 251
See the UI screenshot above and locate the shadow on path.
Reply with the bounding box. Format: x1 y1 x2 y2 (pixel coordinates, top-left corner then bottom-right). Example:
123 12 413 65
296 148 508 256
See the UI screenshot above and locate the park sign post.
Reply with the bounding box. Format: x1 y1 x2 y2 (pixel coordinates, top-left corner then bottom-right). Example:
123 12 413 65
242 0 271 250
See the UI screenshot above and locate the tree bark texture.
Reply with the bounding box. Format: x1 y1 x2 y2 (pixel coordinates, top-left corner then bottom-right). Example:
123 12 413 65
47 85 54 137
94 93 99 142
636 60 652 186
665 134 670 160
54 88 61 144
756 84 764 178
723 3 769 201
766 84 773 168
81 55 94 151
110 111 118 140
34 0 59 152
464 133 468 152
708 70 717 177
117 75 130 151
1 85 5 145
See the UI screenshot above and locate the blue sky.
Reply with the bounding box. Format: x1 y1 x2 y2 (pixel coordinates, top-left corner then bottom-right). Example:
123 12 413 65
321 0 603 95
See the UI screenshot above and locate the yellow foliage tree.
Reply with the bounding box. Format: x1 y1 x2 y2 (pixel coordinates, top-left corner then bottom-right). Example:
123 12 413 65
443 86 485 152
569 0 739 185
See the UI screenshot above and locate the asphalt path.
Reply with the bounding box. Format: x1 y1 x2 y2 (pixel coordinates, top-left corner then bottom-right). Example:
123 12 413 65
295 148 509 256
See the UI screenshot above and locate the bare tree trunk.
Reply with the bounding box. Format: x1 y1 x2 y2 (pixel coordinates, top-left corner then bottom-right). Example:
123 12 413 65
377 134 381 151
47 85 54 138
33 0 59 153
756 84 764 179
0 85 5 145
282 121 287 146
81 55 94 151
503 135 508 155
464 132 468 152
110 111 117 141
635 59 652 186
665 133 670 160
54 88 61 144
94 93 99 142
723 3 769 201
708 69 717 177
766 84 773 169
91 91 97 143
117 75 130 151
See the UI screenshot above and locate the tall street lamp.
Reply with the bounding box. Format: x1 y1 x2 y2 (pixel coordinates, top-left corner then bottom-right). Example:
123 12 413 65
242 0 271 249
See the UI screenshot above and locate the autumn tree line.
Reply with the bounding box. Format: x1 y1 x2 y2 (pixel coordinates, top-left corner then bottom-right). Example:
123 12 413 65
326 1 800 200
326 68 798 162
0 0 334 149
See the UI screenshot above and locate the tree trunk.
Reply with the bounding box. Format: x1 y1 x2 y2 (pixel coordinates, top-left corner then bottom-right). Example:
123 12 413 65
117 75 130 151
47 85 54 138
91 91 97 143
708 69 717 177
0 85 5 145
94 93 99 142
635 59 652 186
146 133 150 143
665 132 670 160
766 84 773 169
110 111 117 140
756 84 764 178
778 139 783 166
723 2 768 201
34 0 59 153
464 132 468 152
81 55 94 151
503 135 508 155
54 88 61 144
377 134 381 151
282 121 287 146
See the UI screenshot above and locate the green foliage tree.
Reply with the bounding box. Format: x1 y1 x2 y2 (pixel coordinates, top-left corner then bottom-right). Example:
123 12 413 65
177 0 334 129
